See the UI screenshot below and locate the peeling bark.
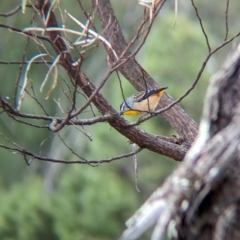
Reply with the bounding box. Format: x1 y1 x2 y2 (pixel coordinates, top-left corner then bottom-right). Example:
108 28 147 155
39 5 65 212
121 44 240 240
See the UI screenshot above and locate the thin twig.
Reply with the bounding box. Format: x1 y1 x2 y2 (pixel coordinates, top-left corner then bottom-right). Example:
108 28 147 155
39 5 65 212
224 0 230 41
17 53 47 110
0 98 113 125
191 0 211 53
57 133 89 161
0 143 143 165
0 24 50 42
0 60 53 64
0 5 21 17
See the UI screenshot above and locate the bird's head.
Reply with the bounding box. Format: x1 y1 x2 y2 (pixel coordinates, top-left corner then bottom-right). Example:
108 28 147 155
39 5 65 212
120 97 140 115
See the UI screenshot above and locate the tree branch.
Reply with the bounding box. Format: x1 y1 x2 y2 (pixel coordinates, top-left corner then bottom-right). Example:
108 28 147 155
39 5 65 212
91 0 199 146
121 43 240 240
33 0 187 161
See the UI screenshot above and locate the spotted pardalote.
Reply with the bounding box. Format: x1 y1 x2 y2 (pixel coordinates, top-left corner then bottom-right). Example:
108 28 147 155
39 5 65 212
120 87 167 115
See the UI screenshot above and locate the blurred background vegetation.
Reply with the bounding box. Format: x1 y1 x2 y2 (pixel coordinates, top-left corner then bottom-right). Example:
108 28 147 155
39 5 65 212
0 0 239 239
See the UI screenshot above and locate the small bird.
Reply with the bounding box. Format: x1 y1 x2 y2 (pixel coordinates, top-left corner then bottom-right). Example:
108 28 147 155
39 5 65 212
120 87 167 116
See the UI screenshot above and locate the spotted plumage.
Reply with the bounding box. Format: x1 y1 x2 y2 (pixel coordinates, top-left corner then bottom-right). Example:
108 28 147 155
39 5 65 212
120 87 167 115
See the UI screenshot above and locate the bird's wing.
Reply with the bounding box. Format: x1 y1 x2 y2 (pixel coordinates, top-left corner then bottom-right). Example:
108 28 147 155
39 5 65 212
137 88 167 102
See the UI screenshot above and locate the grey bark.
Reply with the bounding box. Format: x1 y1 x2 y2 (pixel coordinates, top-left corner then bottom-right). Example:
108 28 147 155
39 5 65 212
121 44 240 240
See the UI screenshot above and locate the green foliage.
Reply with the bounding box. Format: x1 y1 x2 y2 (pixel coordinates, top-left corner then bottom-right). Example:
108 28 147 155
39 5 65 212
51 166 139 240
0 178 57 240
0 167 139 240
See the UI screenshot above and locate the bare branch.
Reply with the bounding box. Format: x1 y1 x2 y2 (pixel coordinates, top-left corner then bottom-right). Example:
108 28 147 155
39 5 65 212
225 0 230 40
0 23 50 42
0 141 143 165
0 5 22 17
0 60 53 64
18 53 48 110
92 0 198 146
191 0 211 53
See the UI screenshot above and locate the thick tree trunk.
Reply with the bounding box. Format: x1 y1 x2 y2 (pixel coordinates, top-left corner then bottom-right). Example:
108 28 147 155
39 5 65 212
121 44 240 240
